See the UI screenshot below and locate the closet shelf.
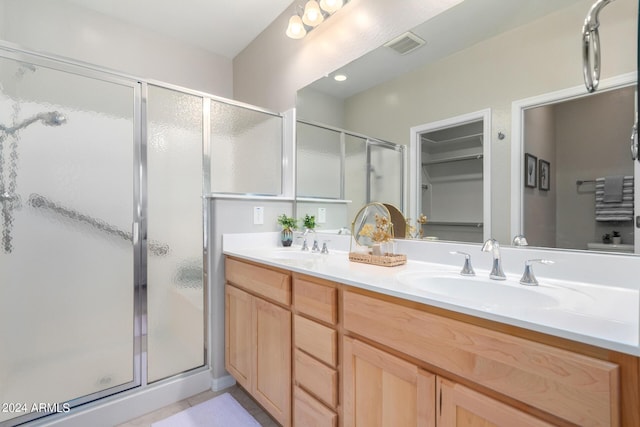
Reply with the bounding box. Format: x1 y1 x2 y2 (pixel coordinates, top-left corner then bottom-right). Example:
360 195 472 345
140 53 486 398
422 132 483 145
422 153 483 165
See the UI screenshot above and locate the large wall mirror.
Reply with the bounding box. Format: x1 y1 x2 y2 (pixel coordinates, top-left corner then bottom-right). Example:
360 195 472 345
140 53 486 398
296 0 638 255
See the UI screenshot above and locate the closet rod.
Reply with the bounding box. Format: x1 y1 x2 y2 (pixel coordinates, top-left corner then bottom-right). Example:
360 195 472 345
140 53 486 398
423 153 483 166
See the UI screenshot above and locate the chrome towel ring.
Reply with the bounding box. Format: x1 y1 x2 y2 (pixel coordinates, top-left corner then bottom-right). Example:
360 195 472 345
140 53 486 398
582 0 615 93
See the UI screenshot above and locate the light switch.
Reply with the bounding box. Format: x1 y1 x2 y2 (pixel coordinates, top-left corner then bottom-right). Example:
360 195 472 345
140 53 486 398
318 207 327 224
253 206 264 225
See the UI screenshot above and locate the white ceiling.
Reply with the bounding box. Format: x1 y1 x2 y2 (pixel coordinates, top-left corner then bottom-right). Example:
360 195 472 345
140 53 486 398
307 0 584 99
64 0 294 59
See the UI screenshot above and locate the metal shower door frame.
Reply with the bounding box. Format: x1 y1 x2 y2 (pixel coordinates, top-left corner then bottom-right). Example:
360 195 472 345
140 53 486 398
0 47 145 426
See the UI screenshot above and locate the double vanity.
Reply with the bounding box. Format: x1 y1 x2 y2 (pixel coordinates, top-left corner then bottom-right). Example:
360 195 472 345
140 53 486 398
223 233 639 427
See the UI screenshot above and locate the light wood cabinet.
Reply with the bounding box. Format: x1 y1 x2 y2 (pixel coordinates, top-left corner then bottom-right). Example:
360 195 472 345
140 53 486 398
343 337 436 427
437 377 553 427
225 257 637 426
224 284 252 390
225 258 292 427
293 386 338 427
342 290 620 427
292 275 339 427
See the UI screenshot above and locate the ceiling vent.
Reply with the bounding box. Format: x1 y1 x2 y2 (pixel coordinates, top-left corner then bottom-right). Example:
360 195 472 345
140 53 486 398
384 32 426 55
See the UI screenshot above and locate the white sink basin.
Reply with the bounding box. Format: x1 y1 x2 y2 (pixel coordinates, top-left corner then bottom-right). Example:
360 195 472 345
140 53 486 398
396 271 593 312
269 249 320 260
396 271 566 311
267 249 322 266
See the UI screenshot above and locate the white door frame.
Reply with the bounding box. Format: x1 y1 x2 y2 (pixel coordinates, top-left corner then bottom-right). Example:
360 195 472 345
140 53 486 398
409 108 492 241
510 72 637 249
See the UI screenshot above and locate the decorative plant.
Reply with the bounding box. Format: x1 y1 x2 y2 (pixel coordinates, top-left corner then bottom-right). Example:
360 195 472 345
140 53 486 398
358 214 393 243
405 214 427 239
277 214 297 231
612 230 621 238
302 214 316 230
417 213 428 238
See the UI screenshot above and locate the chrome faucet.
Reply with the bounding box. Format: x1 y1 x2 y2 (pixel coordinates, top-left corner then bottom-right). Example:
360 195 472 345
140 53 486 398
302 228 320 252
481 238 506 280
450 251 475 276
512 234 529 247
519 259 554 286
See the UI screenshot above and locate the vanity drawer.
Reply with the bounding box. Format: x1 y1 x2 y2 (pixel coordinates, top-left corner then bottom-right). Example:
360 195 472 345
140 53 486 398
295 349 338 408
293 386 337 427
225 257 291 306
293 275 337 325
294 315 337 367
342 290 620 427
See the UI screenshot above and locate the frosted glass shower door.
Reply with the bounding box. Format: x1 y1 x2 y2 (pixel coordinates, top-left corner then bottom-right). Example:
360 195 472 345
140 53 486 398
0 56 137 424
146 85 204 382
368 142 404 209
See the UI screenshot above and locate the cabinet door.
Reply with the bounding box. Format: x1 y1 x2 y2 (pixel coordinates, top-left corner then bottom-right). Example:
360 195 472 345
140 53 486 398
225 284 253 390
254 297 292 426
437 378 553 427
343 337 436 427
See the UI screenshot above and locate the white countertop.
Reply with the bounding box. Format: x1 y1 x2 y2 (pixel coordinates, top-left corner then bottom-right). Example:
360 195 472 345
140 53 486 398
223 239 640 357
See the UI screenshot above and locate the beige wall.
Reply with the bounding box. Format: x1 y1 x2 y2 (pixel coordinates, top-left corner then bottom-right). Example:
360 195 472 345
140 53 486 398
232 0 464 112
342 0 637 242
523 106 557 247
554 86 635 249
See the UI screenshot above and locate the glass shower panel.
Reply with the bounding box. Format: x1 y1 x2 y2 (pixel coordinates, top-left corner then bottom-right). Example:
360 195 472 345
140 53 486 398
369 142 404 209
297 122 342 199
146 85 204 383
210 100 282 195
344 134 367 224
0 57 136 423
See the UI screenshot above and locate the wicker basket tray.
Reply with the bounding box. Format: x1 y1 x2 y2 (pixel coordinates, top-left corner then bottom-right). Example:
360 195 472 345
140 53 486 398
348 252 407 267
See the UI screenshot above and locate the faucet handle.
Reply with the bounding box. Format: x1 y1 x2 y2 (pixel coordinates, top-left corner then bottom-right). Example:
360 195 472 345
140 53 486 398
312 239 320 252
297 236 309 251
520 259 554 286
512 234 529 246
321 241 330 254
450 251 475 276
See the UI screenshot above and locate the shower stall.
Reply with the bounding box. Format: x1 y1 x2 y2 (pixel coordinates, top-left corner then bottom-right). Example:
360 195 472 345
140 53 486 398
0 48 207 425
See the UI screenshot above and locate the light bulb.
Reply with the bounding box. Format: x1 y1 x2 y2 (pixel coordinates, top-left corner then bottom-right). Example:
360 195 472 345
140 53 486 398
302 0 324 27
319 0 343 14
286 15 307 39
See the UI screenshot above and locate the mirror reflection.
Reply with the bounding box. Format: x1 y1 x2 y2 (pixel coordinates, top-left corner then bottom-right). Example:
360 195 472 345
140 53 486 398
296 0 637 255
295 119 405 230
523 84 636 253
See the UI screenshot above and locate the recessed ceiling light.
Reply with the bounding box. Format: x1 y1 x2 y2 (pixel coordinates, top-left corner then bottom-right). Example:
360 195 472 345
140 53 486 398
334 74 347 82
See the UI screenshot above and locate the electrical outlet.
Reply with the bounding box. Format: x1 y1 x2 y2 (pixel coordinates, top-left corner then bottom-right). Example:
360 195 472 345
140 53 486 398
253 206 264 225
318 207 327 224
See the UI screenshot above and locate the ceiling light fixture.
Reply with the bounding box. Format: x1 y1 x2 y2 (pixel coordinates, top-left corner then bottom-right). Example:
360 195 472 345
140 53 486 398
286 0 349 39
333 74 347 81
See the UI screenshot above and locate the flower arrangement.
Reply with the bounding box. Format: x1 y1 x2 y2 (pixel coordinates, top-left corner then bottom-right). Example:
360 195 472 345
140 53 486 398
417 213 428 239
358 214 393 243
405 213 428 239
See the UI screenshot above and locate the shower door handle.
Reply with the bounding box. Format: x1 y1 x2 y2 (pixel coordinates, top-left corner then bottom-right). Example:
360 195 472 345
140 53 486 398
133 219 146 246
631 122 638 161
132 221 140 246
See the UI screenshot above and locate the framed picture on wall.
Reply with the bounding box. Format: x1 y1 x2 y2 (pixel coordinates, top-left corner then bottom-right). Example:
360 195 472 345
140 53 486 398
524 153 537 188
539 159 550 191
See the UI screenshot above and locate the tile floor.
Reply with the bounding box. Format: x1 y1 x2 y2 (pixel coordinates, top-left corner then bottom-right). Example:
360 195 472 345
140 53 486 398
117 385 279 427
